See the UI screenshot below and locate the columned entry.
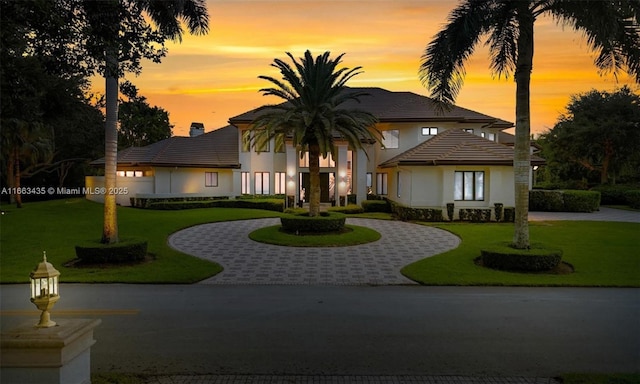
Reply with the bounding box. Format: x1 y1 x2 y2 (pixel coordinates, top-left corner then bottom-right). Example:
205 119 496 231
300 172 335 203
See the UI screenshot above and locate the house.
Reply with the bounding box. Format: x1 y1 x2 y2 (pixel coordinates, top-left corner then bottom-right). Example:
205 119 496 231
86 87 544 216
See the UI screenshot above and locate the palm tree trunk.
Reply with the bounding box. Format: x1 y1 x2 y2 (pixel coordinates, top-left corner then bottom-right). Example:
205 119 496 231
512 5 534 249
308 141 321 217
102 51 119 244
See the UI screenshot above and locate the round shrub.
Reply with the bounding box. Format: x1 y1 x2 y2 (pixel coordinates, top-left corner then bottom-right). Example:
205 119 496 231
480 242 563 272
75 237 148 264
280 211 346 233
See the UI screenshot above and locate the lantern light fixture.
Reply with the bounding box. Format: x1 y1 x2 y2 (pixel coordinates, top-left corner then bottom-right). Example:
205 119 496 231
30 251 60 328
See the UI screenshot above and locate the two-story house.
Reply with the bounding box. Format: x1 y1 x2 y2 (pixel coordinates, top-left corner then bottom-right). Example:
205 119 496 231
87 87 544 215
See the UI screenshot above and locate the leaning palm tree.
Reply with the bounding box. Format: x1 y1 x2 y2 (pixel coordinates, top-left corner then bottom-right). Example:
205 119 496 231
419 0 639 249
83 0 209 243
251 51 380 217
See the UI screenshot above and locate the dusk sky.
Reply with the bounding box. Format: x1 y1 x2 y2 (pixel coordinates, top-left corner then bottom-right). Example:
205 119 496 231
103 0 637 137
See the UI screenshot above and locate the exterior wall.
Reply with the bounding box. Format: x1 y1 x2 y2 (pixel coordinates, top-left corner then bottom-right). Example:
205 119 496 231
85 167 235 206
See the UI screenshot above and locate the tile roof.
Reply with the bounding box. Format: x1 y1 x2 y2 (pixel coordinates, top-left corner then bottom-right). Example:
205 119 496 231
229 87 513 128
379 129 546 167
91 125 240 168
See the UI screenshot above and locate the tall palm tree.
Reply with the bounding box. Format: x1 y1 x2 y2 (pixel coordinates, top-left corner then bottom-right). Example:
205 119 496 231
419 0 639 249
251 51 380 217
84 0 209 243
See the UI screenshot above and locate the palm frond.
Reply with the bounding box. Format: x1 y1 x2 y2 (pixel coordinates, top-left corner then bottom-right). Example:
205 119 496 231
419 0 494 111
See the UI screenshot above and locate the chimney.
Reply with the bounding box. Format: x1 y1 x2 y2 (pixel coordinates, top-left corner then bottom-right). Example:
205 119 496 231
189 122 205 137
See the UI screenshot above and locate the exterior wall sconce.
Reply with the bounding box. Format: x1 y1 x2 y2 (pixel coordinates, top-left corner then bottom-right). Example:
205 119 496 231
30 252 60 328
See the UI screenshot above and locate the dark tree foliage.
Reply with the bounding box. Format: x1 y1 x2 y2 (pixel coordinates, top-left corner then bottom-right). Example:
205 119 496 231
118 82 173 149
538 87 640 186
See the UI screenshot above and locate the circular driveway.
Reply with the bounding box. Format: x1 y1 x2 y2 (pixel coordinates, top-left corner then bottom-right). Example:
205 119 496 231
168 218 460 285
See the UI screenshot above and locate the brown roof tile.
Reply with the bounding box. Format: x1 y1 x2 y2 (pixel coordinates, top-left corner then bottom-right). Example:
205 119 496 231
91 125 240 168
379 129 545 167
229 87 513 128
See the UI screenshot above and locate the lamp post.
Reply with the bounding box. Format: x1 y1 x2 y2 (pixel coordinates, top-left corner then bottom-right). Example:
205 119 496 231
29 251 60 328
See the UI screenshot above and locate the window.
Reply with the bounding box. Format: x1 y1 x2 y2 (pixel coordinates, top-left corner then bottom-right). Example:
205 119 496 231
117 171 125 177
241 172 250 194
241 130 251 152
376 173 388 195
134 171 143 177
255 135 270 152
275 133 285 153
463 128 474 134
205 172 218 187
275 172 286 194
382 130 399 149
255 172 270 195
454 171 484 201
481 132 496 141
422 127 438 136
366 173 373 194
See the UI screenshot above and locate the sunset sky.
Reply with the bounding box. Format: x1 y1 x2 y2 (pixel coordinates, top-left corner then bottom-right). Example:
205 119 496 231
106 0 637 137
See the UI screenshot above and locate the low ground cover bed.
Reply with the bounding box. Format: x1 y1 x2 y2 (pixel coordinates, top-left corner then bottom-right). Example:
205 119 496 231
249 224 381 247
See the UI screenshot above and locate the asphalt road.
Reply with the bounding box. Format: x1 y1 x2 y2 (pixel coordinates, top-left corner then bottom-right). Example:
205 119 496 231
1 285 638 377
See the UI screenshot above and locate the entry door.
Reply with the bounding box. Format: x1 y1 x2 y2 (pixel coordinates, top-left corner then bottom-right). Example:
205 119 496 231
300 173 331 203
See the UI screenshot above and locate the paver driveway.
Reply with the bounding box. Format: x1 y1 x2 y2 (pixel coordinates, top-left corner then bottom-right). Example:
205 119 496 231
168 218 461 285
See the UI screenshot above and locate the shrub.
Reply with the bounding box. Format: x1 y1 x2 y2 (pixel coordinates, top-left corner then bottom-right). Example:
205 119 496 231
480 242 563 272
329 204 365 214
626 190 640 209
389 201 444 221
503 207 515 222
75 237 148 264
529 190 564 211
361 200 390 213
562 190 600 212
458 208 492 222
147 198 284 212
280 211 346 233
494 203 504 222
347 194 357 205
446 203 454 221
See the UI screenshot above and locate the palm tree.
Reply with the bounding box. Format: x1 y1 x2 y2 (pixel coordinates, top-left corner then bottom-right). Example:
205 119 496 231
251 51 380 217
419 0 639 249
83 0 209 243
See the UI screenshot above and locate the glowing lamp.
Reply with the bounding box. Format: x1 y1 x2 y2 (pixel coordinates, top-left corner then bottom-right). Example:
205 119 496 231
30 251 60 328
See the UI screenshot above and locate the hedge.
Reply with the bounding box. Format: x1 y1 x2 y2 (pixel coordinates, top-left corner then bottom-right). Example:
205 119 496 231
329 204 365 214
361 200 391 213
146 199 284 212
389 201 444 222
480 242 563 272
75 237 148 264
529 190 600 212
458 208 492 222
280 211 346 233
626 190 640 209
131 195 228 208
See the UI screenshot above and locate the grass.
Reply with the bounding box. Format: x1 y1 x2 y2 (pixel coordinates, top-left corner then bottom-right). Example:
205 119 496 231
402 221 640 287
249 224 381 247
0 199 280 283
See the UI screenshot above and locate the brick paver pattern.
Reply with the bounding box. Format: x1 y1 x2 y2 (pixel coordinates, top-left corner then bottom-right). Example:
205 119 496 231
168 218 461 285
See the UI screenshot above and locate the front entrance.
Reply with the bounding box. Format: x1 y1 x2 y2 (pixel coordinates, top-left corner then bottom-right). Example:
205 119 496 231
300 172 335 203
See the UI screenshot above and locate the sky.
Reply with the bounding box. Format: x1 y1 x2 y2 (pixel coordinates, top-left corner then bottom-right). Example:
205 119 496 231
103 0 638 137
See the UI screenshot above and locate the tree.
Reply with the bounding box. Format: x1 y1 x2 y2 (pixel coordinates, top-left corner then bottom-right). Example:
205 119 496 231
539 87 640 185
81 0 209 244
118 81 173 149
419 1 640 249
251 51 380 217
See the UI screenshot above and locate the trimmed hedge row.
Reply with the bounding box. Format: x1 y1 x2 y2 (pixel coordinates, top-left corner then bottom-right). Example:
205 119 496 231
131 196 228 208
480 242 563 272
389 201 444 222
458 208 492 222
329 204 365 214
627 190 640 209
75 237 148 264
361 200 391 213
591 185 640 207
280 211 346 233
146 199 284 212
529 190 600 212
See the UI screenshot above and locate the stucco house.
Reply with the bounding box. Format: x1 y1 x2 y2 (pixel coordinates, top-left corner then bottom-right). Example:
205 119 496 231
87 87 544 215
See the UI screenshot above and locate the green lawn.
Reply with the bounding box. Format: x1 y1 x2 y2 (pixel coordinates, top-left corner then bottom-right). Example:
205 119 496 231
249 224 381 246
402 221 640 287
0 199 280 283
2 199 638 286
